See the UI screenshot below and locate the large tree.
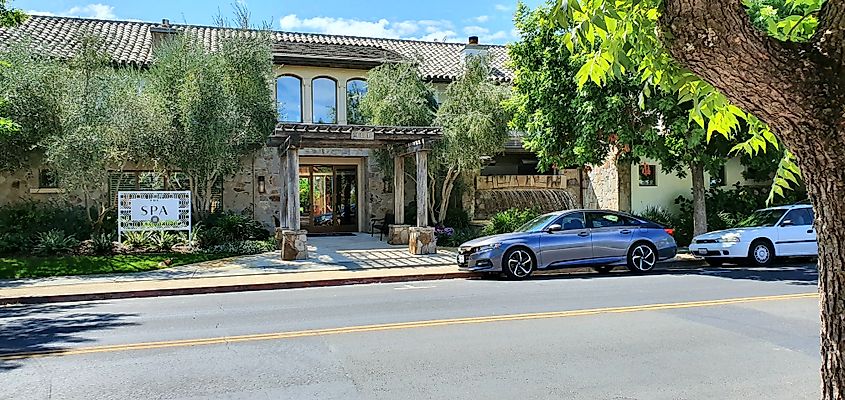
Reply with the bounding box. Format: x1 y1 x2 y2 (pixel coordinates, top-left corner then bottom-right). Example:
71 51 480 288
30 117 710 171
0 0 28 161
509 2 733 236
144 30 275 216
431 55 512 224
550 0 844 395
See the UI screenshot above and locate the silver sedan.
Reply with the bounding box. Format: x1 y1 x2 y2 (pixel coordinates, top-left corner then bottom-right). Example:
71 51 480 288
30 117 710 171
457 210 678 279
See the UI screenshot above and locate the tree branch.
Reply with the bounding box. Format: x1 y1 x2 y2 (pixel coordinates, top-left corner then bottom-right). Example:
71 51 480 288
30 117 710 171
659 0 835 140
813 0 845 71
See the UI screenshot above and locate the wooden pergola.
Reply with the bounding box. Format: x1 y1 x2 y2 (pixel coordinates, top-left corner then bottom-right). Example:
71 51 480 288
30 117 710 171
268 123 442 231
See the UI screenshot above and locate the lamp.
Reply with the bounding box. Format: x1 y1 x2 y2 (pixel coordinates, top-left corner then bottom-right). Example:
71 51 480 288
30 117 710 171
258 176 266 194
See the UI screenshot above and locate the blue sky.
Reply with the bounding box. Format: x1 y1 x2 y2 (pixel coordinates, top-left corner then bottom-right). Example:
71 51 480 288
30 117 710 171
12 0 542 44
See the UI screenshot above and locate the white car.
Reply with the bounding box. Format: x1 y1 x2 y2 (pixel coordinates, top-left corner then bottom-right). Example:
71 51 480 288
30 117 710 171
689 203 817 267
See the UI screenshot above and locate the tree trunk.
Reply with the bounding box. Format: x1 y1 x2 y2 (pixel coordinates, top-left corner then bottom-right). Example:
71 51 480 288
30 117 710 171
690 162 707 237
659 1 845 398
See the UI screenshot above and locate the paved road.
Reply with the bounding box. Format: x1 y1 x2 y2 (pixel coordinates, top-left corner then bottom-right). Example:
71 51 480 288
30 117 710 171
0 263 821 399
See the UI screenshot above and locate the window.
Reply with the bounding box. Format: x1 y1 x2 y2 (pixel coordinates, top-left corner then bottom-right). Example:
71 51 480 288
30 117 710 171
276 75 303 123
312 77 337 124
588 212 630 229
639 164 657 186
710 165 726 187
555 212 586 231
782 208 814 226
38 169 59 189
346 79 368 125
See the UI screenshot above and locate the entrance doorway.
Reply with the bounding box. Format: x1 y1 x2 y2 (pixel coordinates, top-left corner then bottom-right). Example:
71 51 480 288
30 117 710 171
299 165 358 233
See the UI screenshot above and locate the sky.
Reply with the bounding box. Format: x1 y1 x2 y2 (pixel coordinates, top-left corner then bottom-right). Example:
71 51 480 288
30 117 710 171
12 0 543 44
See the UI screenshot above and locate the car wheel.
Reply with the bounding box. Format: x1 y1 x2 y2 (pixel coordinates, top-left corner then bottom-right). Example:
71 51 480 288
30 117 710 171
748 240 775 267
503 248 535 280
627 242 657 273
593 266 614 274
705 258 724 267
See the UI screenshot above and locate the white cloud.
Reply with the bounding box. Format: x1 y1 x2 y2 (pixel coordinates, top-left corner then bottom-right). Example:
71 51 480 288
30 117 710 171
473 15 490 23
29 3 117 20
418 30 459 42
463 25 489 36
279 14 460 41
495 4 512 12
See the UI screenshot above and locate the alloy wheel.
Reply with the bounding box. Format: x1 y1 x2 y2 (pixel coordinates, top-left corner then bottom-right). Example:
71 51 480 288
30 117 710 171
630 244 656 272
506 249 534 279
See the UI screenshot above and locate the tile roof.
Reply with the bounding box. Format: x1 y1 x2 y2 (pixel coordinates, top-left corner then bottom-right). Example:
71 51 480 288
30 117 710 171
0 15 513 82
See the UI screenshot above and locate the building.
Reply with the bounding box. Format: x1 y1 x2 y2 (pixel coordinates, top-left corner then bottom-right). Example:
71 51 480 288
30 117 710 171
0 15 759 238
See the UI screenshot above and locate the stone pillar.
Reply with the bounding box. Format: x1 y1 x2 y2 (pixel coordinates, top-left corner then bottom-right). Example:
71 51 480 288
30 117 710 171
286 147 300 230
394 155 405 224
388 224 410 245
409 226 436 255
276 228 308 260
415 150 428 227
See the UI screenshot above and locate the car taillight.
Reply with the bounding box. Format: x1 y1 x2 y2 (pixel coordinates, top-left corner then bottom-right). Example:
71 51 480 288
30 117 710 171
664 228 675 236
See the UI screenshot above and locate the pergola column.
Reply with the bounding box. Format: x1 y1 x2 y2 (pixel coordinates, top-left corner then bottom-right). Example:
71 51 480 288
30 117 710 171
393 155 405 225
286 147 300 230
276 145 307 261
415 150 428 227
409 149 435 254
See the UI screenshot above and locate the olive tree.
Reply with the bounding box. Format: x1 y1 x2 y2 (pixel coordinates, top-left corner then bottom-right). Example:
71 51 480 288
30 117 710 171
143 31 275 216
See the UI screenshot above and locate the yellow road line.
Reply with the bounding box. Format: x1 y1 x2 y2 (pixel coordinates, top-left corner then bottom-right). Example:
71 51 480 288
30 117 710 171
0 292 817 361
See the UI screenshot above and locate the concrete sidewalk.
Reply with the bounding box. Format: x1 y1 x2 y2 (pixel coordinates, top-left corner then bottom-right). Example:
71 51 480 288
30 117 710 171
0 231 703 304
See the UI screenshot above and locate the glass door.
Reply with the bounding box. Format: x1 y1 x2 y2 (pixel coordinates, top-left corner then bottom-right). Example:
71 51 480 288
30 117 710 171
299 165 358 233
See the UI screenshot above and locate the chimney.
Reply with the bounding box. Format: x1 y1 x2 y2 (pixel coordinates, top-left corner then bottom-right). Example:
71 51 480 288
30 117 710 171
462 36 489 62
150 18 178 49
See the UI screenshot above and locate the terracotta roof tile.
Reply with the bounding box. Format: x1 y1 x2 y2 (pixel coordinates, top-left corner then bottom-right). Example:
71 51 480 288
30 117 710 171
0 15 513 82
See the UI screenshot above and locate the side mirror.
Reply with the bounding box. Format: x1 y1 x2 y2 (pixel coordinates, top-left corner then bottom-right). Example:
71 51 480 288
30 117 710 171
780 220 793 227
547 224 562 233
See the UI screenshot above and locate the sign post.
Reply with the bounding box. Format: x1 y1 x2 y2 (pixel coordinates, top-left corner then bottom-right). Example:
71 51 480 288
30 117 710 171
117 191 192 242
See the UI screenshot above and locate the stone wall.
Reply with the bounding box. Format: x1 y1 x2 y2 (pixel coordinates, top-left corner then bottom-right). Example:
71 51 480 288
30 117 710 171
583 152 631 212
473 171 582 220
0 154 108 208
223 147 282 231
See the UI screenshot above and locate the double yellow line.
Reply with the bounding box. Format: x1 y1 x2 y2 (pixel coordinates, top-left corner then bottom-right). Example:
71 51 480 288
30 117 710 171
0 292 817 361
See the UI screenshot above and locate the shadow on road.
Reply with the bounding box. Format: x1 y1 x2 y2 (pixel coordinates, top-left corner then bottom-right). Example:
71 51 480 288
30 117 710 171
0 302 138 372
509 260 818 286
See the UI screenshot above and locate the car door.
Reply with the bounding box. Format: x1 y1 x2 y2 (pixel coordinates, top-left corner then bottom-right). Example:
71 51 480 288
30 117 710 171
777 207 817 256
539 212 592 267
587 212 636 261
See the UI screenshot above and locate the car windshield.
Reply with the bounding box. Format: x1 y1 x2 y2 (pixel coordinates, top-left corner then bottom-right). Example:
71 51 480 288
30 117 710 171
515 214 558 233
737 209 788 227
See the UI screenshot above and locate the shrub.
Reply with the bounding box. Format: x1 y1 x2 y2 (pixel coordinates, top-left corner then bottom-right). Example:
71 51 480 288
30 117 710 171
444 207 471 229
91 233 115 255
196 212 270 248
199 239 277 255
0 200 92 255
437 226 484 247
482 207 541 236
33 229 80 255
151 231 182 252
123 230 153 250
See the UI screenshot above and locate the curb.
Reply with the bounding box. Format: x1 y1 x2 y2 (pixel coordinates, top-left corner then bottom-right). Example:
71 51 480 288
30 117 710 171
0 272 485 305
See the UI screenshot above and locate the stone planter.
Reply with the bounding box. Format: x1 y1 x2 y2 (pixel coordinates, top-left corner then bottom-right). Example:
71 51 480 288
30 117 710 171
409 226 436 255
276 228 308 260
387 224 410 245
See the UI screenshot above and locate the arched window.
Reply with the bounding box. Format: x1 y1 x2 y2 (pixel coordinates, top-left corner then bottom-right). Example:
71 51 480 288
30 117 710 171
276 75 302 123
346 79 368 125
312 77 337 124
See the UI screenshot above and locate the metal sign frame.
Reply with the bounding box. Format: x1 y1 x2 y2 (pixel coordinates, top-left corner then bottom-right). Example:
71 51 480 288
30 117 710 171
117 191 192 242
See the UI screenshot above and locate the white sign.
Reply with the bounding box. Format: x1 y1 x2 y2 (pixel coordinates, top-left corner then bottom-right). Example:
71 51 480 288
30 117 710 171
118 191 191 241
351 131 375 140
130 198 181 223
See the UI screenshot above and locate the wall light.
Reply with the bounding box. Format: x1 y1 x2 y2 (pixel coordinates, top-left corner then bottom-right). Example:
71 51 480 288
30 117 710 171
258 176 266 194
